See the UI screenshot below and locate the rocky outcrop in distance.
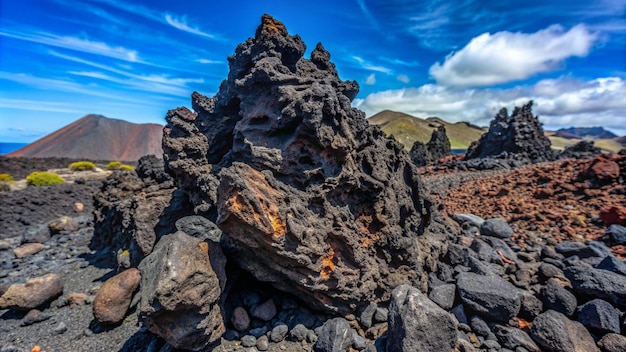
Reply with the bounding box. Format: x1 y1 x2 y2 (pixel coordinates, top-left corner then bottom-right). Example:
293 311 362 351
465 101 555 166
409 125 452 166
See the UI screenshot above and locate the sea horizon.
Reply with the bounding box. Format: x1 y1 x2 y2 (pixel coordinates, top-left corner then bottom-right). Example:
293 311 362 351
0 142 28 155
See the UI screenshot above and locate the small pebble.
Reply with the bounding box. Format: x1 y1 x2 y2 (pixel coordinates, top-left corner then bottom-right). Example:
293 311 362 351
241 335 256 347
53 322 68 334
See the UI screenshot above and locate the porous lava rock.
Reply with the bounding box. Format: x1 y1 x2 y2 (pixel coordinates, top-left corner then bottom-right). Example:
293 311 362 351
138 231 226 351
409 125 451 167
465 101 555 163
162 14 446 314
91 155 193 267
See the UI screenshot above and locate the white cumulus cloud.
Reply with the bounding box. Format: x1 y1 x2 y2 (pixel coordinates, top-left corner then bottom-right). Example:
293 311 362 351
365 73 376 85
429 24 598 87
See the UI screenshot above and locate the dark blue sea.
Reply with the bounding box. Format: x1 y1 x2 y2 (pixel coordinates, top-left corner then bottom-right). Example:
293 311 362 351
0 143 28 155
451 149 467 155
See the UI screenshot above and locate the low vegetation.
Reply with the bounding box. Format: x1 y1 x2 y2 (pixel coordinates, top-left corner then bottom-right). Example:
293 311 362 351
0 173 14 183
26 171 66 186
69 161 96 171
107 161 135 171
107 161 122 170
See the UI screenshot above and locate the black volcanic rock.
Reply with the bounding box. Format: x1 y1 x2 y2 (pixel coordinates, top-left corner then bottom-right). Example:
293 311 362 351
409 125 451 166
558 140 601 159
91 155 193 267
465 101 555 163
162 14 447 314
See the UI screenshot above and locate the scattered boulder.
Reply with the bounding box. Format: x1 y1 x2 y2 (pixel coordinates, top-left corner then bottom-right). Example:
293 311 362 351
600 206 626 227
93 268 141 325
538 278 577 317
48 216 79 235
493 325 540 352
597 333 626 352
162 14 447 314
564 266 626 309
603 224 626 246
139 231 226 351
529 310 600 352
577 299 621 334
0 273 63 311
314 317 354 352
409 125 452 166
20 309 52 326
480 219 514 239
457 272 521 322
596 255 626 276
465 101 555 164
12 243 45 259
386 284 457 352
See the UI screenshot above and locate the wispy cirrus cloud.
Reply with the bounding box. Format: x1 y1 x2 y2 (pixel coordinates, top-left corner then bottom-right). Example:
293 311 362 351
0 29 139 62
164 14 220 39
352 56 392 74
84 0 225 40
430 24 597 87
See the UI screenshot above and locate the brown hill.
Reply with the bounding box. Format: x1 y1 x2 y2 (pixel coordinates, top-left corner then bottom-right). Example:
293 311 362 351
7 114 163 161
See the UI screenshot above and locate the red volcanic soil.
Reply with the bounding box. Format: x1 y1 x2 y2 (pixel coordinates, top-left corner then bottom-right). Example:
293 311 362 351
428 154 626 258
8 114 163 161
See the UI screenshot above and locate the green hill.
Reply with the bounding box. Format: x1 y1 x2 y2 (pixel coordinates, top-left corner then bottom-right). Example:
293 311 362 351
367 110 485 150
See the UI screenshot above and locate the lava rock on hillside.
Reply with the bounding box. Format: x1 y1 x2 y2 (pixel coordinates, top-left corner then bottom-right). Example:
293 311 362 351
162 14 447 314
410 125 452 167
91 155 193 267
465 101 555 163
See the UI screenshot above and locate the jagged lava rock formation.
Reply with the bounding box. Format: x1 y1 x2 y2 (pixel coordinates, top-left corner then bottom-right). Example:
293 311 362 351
410 125 452 166
163 14 446 314
465 101 555 163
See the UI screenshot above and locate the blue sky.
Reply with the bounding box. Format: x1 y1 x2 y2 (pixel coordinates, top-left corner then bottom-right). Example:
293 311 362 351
1 0 625 143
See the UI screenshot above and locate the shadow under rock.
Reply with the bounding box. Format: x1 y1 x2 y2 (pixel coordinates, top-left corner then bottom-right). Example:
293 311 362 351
118 329 163 352
79 249 117 269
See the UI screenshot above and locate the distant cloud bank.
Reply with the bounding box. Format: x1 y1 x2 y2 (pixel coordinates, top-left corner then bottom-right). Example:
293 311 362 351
354 76 626 136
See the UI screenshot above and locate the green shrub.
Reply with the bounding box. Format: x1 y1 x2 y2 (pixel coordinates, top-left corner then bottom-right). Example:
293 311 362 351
107 161 122 170
119 164 135 171
26 171 66 186
69 161 96 171
0 173 14 183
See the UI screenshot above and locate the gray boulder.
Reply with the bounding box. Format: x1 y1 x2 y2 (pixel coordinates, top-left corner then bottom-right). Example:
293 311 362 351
577 299 621 334
604 224 626 246
139 231 226 351
480 219 514 239
538 278 577 317
529 310 599 352
493 325 540 352
457 272 520 322
313 317 354 352
386 284 457 352
564 266 626 309
596 256 626 276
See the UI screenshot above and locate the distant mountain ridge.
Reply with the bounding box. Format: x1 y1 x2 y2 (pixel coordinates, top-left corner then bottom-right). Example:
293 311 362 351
368 110 624 153
8 114 163 161
554 127 617 139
